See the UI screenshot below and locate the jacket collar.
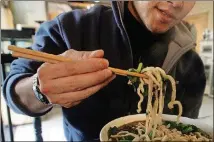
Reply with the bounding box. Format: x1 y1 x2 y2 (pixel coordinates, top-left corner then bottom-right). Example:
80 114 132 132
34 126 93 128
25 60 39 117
111 1 133 68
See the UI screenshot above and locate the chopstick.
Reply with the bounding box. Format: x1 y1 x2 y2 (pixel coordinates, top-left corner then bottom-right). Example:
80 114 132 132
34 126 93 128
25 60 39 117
12 52 59 64
8 45 147 78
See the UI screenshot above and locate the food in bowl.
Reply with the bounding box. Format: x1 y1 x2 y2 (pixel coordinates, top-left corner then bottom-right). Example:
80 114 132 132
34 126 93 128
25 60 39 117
125 64 184 140
102 64 213 141
108 120 212 141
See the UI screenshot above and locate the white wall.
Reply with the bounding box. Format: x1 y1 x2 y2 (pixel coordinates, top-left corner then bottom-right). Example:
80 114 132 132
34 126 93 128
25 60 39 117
187 1 213 30
11 1 47 25
1 6 14 29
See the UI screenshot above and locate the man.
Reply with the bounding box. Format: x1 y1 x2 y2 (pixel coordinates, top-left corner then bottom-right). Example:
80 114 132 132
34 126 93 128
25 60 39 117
3 1 205 141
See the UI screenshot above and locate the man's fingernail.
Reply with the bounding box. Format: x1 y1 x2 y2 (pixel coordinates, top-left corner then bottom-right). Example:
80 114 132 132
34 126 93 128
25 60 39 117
101 59 109 68
109 75 116 82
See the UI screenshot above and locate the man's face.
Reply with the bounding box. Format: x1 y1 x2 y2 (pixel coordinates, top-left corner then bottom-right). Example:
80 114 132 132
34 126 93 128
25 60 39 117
133 1 195 33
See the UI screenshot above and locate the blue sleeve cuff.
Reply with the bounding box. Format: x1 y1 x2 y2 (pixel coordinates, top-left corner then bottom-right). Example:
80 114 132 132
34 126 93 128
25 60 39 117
3 73 52 117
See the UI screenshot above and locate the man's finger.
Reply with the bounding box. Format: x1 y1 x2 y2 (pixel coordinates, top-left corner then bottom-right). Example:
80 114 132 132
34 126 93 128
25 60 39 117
41 69 113 94
62 101 81 108
38 58 109 80
61 49 104 60
50 74 116 103
89 50 104 58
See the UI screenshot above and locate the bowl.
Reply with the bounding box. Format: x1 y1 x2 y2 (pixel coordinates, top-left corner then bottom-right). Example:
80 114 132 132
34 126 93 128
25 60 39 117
100 114 213 141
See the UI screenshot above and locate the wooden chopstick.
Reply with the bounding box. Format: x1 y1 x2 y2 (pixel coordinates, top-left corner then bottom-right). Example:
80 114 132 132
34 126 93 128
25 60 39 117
8 45 147 78
12 52 59 64
8 45 71 62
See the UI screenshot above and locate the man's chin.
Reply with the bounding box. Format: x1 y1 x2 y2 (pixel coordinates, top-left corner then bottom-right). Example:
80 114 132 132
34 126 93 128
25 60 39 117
148 24 170 34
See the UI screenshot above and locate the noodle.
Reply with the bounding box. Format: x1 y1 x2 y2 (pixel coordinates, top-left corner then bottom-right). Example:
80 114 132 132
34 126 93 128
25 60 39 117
156 67 176 102
145 78 153 135
134 66 182 138
140 66 182 137
137 78 144 113
108 65 212 142
168 101 183 122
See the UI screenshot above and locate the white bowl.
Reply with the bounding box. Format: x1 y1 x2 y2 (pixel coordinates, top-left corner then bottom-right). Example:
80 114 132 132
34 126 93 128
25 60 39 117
100 114 213 141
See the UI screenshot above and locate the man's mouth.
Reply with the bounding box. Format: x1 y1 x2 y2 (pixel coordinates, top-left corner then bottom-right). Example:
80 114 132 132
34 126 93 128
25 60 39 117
156 7 176 19
155 7 176 23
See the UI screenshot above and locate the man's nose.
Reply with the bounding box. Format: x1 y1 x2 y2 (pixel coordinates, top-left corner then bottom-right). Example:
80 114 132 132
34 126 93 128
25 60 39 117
167 1 184 9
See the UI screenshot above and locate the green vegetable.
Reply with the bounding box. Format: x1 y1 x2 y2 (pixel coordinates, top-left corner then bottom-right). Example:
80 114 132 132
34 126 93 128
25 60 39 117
164 121 177 129
123 135 134 141
127 62 148 94
108 126 119 137
127 62 144 84
182 126 193 134
163 121 210 137
166 124 170 128
136 63 143 73
190 125 211 138
127 68 138 83
148 131 153 139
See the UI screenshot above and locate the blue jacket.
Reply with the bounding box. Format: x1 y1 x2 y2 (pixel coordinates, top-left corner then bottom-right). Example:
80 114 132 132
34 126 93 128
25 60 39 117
3 2 205 141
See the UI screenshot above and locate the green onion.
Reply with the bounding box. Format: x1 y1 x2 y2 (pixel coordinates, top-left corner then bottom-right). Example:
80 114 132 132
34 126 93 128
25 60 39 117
136 63 143 73
148 131 153 139
127 62 144 84
182 126 193 134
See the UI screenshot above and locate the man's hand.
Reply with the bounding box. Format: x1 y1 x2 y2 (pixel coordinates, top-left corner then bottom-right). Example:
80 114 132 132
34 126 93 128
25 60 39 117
37 49 115 108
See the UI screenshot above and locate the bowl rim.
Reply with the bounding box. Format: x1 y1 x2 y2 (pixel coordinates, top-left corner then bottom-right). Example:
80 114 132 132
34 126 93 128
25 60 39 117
100 114 213 141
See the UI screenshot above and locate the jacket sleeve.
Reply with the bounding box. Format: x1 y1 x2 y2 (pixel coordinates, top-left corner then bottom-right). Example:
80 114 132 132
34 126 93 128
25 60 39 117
2 17 67 117
178 51 206 119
